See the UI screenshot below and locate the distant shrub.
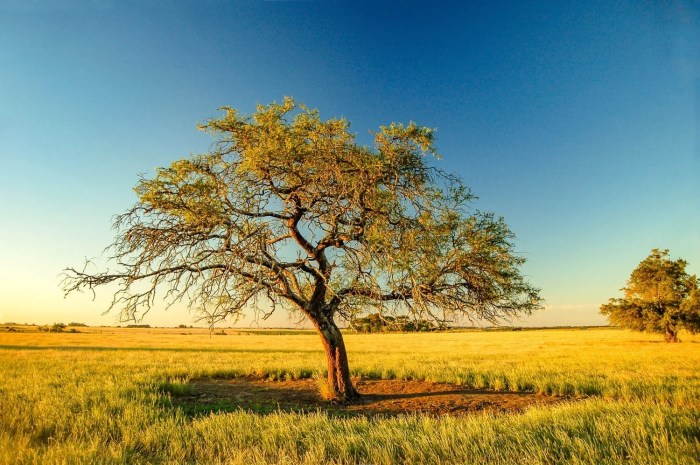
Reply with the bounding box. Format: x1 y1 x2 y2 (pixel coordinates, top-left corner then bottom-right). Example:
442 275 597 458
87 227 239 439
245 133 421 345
38 323 67 333
68 322 88 327
126 324 151 328
350 313 442 333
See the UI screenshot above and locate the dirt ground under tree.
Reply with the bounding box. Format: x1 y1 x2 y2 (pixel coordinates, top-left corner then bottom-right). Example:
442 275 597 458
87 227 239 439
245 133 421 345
170 376 571 417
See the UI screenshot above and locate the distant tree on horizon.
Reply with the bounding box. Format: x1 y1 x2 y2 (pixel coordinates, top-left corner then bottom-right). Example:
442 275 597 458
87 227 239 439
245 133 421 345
63 98 541 401
600 249 700 342
350 313 440 333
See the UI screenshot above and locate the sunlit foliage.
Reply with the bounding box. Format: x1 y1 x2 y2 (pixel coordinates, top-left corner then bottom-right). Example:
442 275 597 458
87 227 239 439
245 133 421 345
601 249 700 342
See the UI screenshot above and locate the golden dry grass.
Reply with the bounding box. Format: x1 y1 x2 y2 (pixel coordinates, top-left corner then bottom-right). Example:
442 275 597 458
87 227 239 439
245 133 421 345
1 326 698 464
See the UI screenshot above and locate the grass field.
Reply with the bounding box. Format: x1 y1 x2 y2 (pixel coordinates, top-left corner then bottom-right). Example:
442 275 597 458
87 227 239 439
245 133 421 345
1 326 698 464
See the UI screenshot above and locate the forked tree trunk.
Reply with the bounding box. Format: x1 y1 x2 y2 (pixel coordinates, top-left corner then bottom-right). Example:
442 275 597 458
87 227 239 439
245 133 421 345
310 313 359 401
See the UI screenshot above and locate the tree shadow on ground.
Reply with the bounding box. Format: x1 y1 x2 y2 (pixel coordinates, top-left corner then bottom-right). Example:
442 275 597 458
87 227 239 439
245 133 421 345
165 376 574 418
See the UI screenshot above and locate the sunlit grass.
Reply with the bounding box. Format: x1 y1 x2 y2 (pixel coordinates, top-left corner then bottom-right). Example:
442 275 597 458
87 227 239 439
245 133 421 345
1 327 698 464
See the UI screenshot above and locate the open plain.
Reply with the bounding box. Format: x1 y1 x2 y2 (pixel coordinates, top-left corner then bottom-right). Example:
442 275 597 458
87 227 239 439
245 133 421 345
1 326 698 464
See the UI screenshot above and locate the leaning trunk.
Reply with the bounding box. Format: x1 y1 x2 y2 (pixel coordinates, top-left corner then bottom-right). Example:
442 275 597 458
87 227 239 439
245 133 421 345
311 315 359 401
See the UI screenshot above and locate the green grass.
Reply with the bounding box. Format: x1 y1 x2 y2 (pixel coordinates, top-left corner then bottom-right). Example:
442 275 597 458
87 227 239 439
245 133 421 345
0 328 698 464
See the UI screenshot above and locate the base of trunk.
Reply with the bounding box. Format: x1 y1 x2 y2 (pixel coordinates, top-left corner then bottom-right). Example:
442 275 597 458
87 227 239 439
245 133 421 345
311 314 359 402
320 379 361 403
322 342 360 402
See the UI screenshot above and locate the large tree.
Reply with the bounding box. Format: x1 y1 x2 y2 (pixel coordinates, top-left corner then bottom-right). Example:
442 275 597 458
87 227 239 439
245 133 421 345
600 249 700 342
64 99 541 400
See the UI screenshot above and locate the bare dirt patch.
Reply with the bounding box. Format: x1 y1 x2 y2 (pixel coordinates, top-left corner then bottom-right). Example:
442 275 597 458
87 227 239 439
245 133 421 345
170 376 570 417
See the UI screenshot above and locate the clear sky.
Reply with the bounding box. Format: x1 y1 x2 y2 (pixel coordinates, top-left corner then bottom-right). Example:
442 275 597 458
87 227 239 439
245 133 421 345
1 0 698 328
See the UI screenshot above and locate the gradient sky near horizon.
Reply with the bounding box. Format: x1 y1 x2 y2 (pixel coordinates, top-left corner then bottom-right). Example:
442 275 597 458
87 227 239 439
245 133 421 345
1 0 698 328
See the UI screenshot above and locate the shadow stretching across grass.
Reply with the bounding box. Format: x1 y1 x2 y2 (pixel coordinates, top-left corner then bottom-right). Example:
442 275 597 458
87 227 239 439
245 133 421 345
165 376 575 418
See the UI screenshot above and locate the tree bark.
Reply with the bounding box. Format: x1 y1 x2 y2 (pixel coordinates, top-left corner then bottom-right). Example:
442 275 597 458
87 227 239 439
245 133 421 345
310 314 359 401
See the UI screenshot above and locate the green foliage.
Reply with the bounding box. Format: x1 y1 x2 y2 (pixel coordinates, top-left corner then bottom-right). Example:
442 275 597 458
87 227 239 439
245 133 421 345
350 313 440 333
601 249 700 342
65 97 541 327
37 323 67 333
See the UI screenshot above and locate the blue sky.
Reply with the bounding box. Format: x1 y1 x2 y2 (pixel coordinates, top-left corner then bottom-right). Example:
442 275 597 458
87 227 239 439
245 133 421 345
1 0 698 327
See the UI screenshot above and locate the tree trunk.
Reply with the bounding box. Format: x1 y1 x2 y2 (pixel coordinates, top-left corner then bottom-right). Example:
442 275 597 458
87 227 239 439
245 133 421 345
664 328 679 343
310 314 359 402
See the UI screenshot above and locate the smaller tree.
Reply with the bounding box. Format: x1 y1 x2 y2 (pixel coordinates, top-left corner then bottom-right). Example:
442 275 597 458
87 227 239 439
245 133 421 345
600 249 700 342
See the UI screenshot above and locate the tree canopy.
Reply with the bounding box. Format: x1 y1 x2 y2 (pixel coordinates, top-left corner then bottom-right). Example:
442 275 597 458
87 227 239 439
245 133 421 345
64 98 542 399
600 249 700 342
